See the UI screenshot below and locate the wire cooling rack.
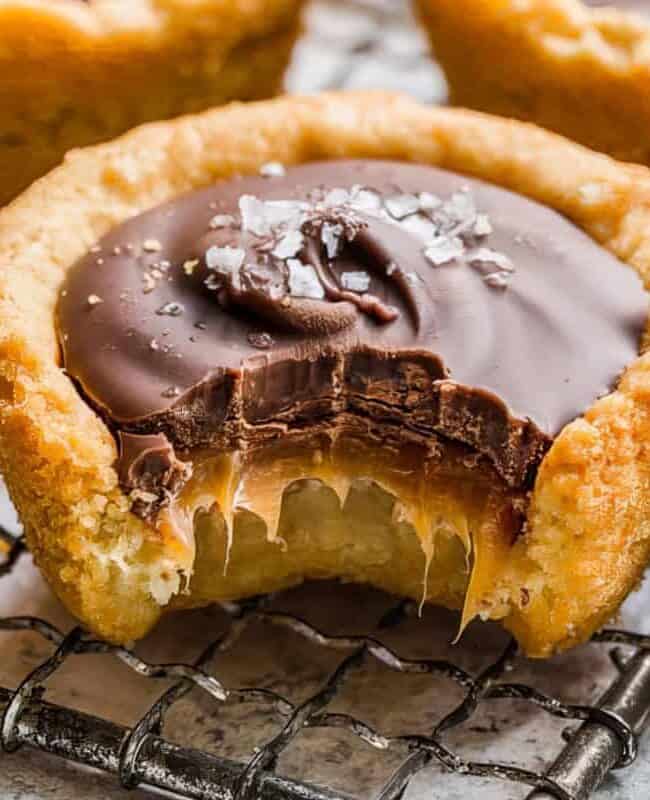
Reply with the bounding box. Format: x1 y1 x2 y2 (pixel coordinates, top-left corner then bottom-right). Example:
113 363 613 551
2 524 650 800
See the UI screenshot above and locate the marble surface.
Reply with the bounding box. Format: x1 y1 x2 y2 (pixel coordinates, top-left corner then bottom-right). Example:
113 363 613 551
1 2 649 799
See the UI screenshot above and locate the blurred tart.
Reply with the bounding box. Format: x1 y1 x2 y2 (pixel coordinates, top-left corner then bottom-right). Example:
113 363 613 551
0 0 304 204
0 92 648 656
415 0 650 165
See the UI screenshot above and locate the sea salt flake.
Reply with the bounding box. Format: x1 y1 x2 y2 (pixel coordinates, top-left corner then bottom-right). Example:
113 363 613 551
350 188 382 212
272 230 304 260
204 274 221 291
468 247 514 273
183 259 199 275
341 271 371 293
260 161 286 178
418 192 441 212
473 214 493 237
385 193 420 220
205 245 245 274
443 191 476 224
87 294 103 306
287 259 325 299
424 236 465 266
156 301 184 316
142 238 162 253
323 188 350 208
239 195 269 236
321 222 344 259
264 200 305 229
149 338 160 351
209 214 235 229
400 214 437 243
484 272 510 289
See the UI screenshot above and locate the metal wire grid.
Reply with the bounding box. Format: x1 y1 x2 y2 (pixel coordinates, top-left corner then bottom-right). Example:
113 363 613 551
2 525 650 800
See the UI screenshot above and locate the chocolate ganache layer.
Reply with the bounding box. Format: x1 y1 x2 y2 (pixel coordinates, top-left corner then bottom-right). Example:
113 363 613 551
57 160 647 512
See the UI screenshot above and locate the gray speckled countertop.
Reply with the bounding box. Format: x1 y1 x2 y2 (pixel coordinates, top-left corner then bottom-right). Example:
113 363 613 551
1 2 649 798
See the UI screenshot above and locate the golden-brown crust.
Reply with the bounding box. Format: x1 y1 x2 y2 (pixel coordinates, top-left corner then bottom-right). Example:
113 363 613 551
0 92 648 655
0 0 304 204
415 0 650 165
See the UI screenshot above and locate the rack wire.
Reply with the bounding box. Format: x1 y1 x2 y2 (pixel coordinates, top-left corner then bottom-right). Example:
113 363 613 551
2 523 650 800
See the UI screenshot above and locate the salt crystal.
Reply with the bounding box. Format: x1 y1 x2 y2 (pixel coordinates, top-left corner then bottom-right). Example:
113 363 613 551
443 191 476 224
418 192 441 212
87 294 103 306
239 195 269 236
287 259 325 299
399 214 437 243
209 214 235 229
473 214 493 237
424 235 465 266
341 271 371 293
323 188 350 207
264 200 304 230
272 230 304 260
205 245 245 274
468 247 514 273
156 301 184 316
385 193 420 220
484 272 510 289
350 188 382 212
321 222 344 259
183 259 199 275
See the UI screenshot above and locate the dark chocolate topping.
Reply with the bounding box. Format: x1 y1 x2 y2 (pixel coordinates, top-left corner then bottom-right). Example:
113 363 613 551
118 431 192 514
57 160 647 494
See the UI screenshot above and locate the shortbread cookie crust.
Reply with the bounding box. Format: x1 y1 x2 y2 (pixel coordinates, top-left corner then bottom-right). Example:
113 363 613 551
415 0 650 165
0 92 648 656
0 0 304 205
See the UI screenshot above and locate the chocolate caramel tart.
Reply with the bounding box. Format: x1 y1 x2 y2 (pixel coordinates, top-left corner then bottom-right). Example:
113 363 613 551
415 0 650 166
1 94 649 656
0 0 304 205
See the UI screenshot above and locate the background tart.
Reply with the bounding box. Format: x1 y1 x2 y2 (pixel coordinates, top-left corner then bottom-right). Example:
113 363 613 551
0 0 305 205
415 0 650 165
0 92 648 656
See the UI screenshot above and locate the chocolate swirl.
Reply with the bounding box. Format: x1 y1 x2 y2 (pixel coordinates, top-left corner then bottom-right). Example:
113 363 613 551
57 160 647 498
